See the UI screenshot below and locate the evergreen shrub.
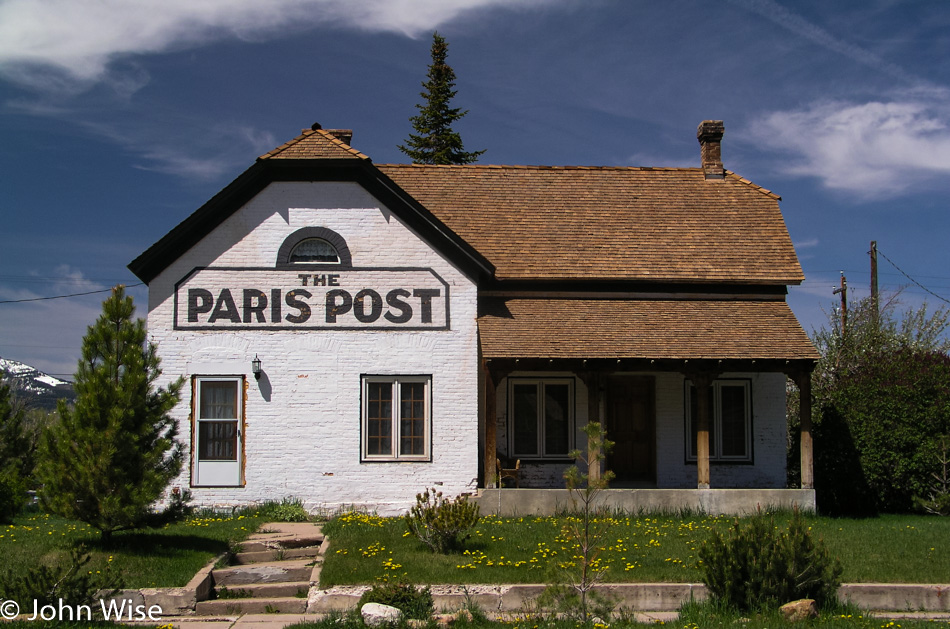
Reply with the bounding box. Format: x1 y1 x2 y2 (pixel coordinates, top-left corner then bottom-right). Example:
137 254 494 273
699 509 842 611
404 488 479 553
356 581 433 620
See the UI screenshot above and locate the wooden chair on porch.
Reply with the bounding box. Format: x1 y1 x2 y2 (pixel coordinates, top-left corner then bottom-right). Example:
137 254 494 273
496 457 521 488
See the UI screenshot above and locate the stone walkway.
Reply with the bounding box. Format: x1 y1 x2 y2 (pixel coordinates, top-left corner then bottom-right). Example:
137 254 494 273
194 522 325 617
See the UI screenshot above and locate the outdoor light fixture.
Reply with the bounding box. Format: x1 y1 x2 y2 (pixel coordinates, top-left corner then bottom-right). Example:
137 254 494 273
252 355 262 380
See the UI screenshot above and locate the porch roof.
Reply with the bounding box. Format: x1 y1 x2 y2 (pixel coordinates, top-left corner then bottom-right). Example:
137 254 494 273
477 297 819 362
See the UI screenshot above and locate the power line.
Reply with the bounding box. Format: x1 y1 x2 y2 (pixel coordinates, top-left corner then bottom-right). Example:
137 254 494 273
876 249 950 306
0 283 144 305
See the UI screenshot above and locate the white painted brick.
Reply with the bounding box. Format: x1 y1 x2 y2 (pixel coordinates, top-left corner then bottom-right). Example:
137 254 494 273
148 182 479 515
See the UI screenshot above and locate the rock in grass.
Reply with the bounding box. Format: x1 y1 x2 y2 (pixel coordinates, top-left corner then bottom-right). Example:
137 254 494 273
780 599 818 622
361 602 403 626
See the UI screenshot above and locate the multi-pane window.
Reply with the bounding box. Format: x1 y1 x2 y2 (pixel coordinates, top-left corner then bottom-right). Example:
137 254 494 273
685 379 752 462
362 376 431 461
194 377 243 486
509 378 573 458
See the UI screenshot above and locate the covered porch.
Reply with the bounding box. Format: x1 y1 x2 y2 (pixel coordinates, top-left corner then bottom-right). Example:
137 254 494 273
476 296 818 512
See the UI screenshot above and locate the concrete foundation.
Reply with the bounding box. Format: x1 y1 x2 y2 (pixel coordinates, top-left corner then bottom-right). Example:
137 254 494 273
471 488 816 516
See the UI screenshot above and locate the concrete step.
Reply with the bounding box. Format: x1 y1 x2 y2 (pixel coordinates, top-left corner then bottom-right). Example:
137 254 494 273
234 546 322 564
240 536 324 553
215 581 311 599
196 597 307 616
213 559 316 586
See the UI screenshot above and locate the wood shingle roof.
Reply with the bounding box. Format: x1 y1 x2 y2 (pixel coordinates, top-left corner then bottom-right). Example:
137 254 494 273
259 127 369 161
377 164 803 285
478 298 819 361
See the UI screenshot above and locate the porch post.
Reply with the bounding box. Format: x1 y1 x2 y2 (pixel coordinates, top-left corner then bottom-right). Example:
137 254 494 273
687 372 714 489
483 362 498 488
795 371 814 490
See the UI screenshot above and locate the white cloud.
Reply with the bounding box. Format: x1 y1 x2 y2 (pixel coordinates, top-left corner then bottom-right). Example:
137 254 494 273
747 92 950 198
0 0 538 92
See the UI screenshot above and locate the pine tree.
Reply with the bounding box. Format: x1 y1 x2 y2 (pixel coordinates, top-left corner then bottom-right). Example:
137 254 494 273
399 32 485 165
37 286 184 541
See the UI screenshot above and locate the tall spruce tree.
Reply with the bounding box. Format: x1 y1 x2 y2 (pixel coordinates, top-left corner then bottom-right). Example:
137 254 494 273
38 286 184 541
399 32 485 165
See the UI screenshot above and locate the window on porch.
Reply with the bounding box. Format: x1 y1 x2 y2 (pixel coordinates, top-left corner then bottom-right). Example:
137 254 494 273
509 378 574 459
685 379 752 462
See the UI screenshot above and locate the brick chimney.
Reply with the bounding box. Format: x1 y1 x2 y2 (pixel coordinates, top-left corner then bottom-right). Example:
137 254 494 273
310 122 353 146
697 120 725 180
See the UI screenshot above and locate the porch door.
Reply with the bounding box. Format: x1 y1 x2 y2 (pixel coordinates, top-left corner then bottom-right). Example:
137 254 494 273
606 376 656 484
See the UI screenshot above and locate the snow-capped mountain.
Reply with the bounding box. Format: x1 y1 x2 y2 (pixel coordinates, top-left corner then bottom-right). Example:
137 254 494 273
0 357 74 409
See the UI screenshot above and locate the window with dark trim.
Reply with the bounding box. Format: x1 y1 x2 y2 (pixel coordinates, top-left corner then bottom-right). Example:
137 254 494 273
362 376 431 462
685 379 752 462
509 378 574 459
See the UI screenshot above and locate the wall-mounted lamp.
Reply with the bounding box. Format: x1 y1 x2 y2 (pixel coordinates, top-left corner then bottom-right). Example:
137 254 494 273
251 355 262 380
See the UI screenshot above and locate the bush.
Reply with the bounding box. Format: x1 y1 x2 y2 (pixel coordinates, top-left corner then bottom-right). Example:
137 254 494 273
356 581 433 620
404 488 479 553
789 298 950 515
699 509 842 611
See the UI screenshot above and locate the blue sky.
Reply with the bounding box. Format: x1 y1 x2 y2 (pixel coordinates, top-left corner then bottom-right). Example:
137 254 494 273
2 0 949 378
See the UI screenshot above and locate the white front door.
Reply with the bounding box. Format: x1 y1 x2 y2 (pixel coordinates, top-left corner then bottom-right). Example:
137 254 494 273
194 377 243 487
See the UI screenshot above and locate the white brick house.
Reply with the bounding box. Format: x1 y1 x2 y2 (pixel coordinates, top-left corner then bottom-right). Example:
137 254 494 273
129 121 819 515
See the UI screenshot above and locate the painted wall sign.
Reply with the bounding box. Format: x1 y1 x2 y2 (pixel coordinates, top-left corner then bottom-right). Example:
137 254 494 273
174 267 450 330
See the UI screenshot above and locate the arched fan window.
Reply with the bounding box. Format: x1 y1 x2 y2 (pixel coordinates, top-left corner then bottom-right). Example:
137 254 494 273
276 227 352 268
289 238 339 264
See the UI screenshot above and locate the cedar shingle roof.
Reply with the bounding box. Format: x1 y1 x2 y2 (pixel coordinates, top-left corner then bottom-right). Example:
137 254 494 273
259 128 369 161
478 298 819 360
378 164 803 285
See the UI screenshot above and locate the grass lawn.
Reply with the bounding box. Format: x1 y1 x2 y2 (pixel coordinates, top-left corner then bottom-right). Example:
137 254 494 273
320 511 950 586
0 509 267 589
287 604 950 629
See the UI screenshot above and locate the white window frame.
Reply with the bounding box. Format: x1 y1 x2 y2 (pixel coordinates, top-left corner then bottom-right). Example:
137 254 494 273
192 375 244 487
508 377 575 460
361 375 432 462
685 379 753 463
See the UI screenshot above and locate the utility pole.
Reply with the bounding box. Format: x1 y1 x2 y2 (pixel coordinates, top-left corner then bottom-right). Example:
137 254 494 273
870 240 879 327
833 271 848 336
